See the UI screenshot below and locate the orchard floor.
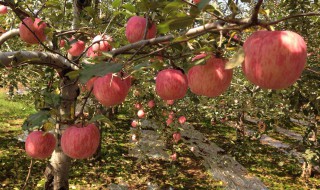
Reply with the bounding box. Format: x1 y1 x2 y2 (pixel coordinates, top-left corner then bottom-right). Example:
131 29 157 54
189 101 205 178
0 90 319 190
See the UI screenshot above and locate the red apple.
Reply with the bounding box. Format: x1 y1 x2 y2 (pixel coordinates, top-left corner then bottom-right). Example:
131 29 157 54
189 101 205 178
85 76 99 91
243 31 307 89
131 120 138 128
0 5 7 14
68 38 85 56
193 0 201 4
173 132 181 143
61 123 100 159
25 131 56 159
132 134 137 142
156 69 188 100
166 118 173 126
19 17 47 44
125 16 157 43
178 116 186 124
92 34 112 52
59 39 66 47
166 99 174 105
147 100 155 108
137 109 145 118
93 73 130 107
170 153 177 161
188 54 233 97
168 111 175 119
134 103 142 110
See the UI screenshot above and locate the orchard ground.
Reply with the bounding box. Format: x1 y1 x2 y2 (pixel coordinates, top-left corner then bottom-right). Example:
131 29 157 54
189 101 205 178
0 89 319 189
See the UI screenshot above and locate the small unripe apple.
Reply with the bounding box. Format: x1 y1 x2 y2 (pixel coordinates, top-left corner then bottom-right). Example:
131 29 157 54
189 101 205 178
243 30 307 89
61 123 100 159
68 38 86 56
19 17 47 44
178 116 186 124
147 100 155 108
125 16 157 43
25 131 56 159
173 132 181 143
188 54 233 97
0 5 8 14
156 69 188 100
137 109 145 118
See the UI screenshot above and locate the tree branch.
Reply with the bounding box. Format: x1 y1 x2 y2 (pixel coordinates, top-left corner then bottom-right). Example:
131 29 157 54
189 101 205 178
0 29 19 47
262 12 320 26
0 51 79 70
110 21 224 57
250 0 264 24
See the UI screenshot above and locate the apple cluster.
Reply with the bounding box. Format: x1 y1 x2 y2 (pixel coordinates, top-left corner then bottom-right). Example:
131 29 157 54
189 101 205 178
25 123 100 160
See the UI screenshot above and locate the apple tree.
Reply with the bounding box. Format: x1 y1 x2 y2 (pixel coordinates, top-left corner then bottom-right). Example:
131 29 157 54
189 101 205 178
0 0 319 189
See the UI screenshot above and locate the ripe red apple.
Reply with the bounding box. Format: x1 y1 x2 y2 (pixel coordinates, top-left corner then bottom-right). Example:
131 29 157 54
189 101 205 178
243 31 307 89
147 100 155 108
125 16 157 43
68 38 85 56
168 111 175 119
59 39 66 47
156 69 188 100
19 17 47 44
137 109 145 118
132 134 137 142
188 54 233 97
61 123 100 159
25 131 56 159
173 132 181 143
166 100 174 105
178 116 186 124
92 35 112 52
131 120 138 128
93 73 130 107
166 118 173 126
85 76 99 91
134 103 142 109
170 153 177 161
193 0 201 4
0 5 7 14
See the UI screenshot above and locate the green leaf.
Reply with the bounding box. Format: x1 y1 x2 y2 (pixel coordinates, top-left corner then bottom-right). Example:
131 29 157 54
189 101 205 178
122 4 136 13
90 114 115 127
65 70 80 80
112 0 122 8
163 2 184 14
22 110 51 131
225 47 244 69
198 0 210 10
79 62 123 84
133 62 150 71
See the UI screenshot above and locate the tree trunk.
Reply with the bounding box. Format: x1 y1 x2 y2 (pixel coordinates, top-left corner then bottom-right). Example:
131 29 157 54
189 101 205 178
45 75 79 190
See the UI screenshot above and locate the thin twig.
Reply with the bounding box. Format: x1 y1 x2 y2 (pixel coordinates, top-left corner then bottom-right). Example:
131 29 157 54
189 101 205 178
263 12 320 26
75 86 94 120
21 159 33 190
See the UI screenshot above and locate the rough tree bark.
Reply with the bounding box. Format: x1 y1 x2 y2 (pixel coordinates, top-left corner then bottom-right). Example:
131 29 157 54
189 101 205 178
45 74 79 190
